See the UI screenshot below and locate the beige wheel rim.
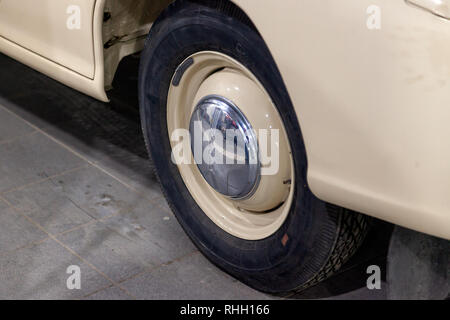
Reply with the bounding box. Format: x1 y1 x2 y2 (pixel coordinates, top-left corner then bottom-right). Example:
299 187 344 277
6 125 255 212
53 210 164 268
167 51 294 240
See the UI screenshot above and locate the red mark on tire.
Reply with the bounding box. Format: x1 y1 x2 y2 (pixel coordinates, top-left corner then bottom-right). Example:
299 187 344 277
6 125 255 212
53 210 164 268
282 233 289 246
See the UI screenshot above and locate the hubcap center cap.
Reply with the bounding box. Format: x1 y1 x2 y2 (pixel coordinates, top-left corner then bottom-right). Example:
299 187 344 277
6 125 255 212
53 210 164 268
189 95 260 199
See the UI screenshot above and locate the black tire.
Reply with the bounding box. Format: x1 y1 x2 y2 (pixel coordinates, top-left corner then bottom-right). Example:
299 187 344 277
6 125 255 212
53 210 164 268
139 0 370 293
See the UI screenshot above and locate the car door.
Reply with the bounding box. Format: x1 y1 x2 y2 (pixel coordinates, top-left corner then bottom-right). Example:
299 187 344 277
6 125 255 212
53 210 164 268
0 0 97 79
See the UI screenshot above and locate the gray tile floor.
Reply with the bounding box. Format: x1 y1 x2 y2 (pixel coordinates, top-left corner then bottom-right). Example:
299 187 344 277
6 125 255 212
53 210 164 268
0 53 392 299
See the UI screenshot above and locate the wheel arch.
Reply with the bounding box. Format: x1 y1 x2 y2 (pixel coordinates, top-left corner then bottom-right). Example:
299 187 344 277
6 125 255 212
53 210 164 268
102 0 272 91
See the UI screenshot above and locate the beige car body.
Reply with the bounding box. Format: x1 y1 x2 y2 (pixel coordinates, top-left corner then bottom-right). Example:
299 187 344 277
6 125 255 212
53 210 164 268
0 0 449 240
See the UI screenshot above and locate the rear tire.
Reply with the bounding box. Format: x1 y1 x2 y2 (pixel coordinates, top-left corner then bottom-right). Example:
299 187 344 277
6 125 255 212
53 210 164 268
139 0 370 293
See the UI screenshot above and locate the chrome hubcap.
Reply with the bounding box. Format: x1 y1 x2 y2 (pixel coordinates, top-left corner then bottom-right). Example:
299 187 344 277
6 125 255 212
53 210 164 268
189 95 260 199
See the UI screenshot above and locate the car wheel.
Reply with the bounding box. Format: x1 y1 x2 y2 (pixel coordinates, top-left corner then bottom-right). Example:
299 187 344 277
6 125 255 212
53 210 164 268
139 0 370 293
